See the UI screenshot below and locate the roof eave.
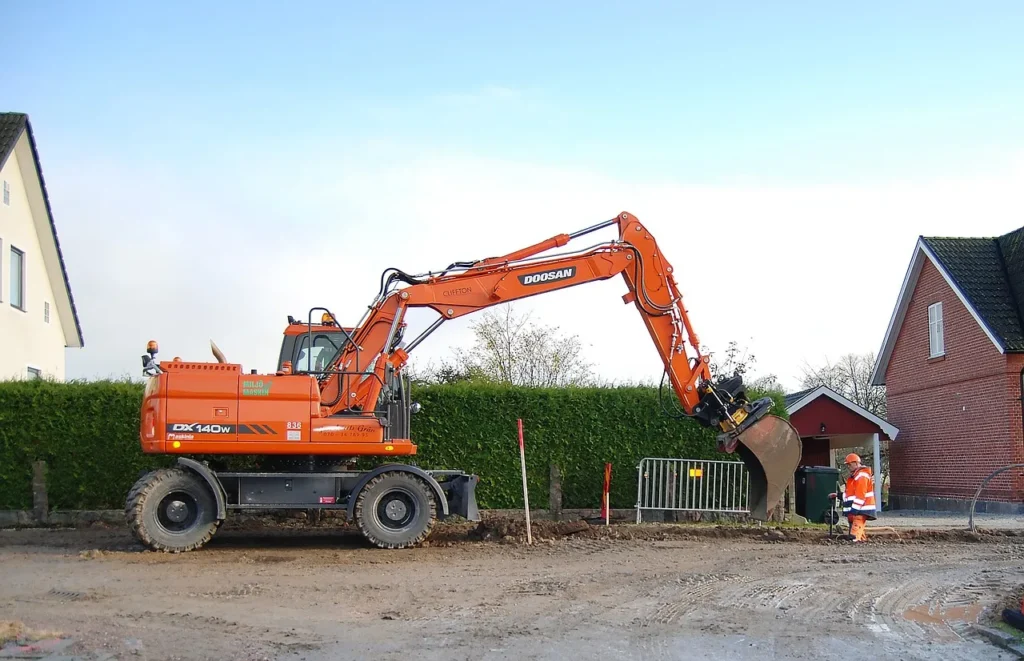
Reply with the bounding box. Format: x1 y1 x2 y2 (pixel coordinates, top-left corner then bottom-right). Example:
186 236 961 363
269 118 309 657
785 384 900 440
869 237 1005 386
921 239 1005 354
869 238 926 387
6 117 84 348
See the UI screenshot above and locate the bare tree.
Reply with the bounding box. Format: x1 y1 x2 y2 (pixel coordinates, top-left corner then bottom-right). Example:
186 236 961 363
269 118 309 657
800 352 885 416
405 356 487 385
421 304 597 387
705 340 782 394
801 351 890 502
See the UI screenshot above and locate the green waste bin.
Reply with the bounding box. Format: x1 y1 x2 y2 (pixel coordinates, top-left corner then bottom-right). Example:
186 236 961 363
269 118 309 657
795 466 841 524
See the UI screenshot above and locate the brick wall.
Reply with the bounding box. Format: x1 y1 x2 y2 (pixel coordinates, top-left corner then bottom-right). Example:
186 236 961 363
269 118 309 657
885 258 1020 502
1005 354 1024 500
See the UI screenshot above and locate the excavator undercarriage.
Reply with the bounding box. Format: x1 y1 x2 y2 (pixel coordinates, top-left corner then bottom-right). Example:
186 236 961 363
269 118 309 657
127 212 800 551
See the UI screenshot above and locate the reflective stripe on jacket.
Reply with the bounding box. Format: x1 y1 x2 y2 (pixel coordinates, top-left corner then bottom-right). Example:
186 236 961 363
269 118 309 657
841 466 877 521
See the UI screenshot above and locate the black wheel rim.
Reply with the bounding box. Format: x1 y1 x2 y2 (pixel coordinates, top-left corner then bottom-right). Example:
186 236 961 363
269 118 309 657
374 489 417 532
156 490 201 533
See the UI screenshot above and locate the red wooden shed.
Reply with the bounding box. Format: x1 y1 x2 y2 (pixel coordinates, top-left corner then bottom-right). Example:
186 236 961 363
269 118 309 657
784 385 900 509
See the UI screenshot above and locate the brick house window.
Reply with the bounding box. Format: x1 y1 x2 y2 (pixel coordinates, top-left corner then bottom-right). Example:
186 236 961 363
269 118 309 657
928 302 944 357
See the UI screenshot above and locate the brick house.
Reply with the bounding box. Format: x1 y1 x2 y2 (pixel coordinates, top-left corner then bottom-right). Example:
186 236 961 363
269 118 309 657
870 228 1024 513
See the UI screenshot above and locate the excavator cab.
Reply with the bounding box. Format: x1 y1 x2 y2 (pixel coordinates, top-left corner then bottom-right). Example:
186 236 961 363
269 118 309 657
277 313 353 374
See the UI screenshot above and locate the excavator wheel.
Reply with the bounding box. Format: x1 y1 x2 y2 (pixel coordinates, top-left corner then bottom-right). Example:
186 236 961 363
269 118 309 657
353 470 437 549
125 467 221 552
721 414 802 521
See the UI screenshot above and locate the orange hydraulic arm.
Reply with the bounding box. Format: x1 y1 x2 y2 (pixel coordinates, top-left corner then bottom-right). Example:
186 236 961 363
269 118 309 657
312 211 771 445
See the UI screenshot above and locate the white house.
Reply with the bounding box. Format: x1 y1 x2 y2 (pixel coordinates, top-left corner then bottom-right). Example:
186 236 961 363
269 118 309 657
0 112 83 380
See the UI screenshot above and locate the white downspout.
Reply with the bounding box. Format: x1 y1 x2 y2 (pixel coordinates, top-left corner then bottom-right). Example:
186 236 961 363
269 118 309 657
873 432 882 515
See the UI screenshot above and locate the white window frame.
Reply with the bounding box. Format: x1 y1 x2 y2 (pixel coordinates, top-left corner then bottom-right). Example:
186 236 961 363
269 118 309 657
10 244 25 311
26 366 42 380
2 180 9 206
928 301 944 358
44 301 50 323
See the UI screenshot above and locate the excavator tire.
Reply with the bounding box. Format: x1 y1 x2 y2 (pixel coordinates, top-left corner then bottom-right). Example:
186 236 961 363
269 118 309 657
354 470 437 549
125 467 221 552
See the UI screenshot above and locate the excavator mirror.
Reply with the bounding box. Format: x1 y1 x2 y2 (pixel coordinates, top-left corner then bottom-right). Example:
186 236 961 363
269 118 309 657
410 402 422 414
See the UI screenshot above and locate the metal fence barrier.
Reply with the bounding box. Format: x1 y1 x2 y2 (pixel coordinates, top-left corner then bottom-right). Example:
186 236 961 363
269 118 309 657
635 457 750 523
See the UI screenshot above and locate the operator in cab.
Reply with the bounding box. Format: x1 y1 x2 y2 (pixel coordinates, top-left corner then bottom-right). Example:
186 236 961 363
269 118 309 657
828 453 877 542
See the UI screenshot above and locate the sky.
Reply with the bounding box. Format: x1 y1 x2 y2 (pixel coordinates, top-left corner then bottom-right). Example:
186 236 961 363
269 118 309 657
5 2 1024 393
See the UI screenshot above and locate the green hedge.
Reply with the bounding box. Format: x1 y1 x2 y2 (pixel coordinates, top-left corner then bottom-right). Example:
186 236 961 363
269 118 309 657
0 379 786 512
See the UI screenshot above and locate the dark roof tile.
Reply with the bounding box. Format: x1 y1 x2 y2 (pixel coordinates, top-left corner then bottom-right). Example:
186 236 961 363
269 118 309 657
783 387 815 409
0 113 28 170
923 230 1024 352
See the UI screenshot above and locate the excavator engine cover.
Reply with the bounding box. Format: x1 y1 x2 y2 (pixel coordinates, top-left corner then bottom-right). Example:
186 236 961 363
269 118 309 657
719 415 801 521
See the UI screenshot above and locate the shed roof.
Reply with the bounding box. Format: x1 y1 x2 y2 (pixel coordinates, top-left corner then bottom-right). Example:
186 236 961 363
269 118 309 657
785 385 899 440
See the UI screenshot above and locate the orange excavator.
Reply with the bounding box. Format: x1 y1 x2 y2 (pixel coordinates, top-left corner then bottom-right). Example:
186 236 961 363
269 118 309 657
128 212 800 552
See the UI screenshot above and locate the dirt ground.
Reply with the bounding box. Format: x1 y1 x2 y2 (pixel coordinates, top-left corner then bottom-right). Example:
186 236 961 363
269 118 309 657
1 515 1022 660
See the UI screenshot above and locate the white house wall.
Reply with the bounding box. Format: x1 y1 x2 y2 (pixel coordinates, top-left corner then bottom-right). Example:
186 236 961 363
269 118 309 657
0 143 67 381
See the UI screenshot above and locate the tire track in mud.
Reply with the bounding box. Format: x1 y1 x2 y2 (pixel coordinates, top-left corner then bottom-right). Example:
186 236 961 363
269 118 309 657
597 542 1022 657
637 573 758 627
849 562 1021 646
122 608 326 657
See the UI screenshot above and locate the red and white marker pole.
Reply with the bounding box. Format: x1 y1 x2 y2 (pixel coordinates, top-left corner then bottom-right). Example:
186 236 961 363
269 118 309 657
518 418 532 545
602 463 612 526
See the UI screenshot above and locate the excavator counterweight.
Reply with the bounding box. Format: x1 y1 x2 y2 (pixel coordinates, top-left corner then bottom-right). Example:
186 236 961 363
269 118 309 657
128 211 802 552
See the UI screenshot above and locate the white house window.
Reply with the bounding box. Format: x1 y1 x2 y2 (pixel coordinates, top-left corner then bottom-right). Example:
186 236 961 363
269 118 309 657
2 180 9 206
928 302 944 357
44 301 49 323
27 367 41 380
10 245 24 310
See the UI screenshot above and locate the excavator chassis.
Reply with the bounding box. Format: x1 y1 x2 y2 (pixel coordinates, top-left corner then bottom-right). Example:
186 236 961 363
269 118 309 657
125 457 479 553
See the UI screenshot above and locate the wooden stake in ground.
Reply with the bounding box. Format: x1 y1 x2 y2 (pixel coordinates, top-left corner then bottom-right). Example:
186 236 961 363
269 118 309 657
518 418 532 544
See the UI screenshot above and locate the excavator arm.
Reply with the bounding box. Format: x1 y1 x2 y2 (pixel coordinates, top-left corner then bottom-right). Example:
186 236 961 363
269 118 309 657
307 212 799 519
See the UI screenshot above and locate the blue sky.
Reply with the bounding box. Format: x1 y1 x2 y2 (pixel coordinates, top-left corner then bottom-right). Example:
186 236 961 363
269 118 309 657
10 2 1024 182
6 2 1024 389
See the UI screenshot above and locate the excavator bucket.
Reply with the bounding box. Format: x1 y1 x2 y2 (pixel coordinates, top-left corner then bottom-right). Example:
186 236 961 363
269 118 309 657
720 415 802 521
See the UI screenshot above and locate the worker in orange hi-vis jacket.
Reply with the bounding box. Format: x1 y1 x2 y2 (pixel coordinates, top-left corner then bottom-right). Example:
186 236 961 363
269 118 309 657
828 453 877 542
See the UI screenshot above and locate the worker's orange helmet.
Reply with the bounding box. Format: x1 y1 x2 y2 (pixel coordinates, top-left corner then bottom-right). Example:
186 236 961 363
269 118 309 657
844 453 861 464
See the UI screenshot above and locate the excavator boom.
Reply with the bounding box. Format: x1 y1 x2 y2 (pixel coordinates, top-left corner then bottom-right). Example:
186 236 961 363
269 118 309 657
305 211 800 519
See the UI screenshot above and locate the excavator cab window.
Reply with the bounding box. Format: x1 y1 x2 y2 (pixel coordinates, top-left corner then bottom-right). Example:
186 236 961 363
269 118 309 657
280 332 348 373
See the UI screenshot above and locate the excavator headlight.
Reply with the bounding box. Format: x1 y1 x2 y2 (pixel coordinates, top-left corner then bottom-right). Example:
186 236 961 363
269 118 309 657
321 313 334 326
147 340 159 356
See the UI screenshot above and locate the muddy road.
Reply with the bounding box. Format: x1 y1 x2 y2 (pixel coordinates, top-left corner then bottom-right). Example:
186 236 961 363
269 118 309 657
1 518 1022 660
